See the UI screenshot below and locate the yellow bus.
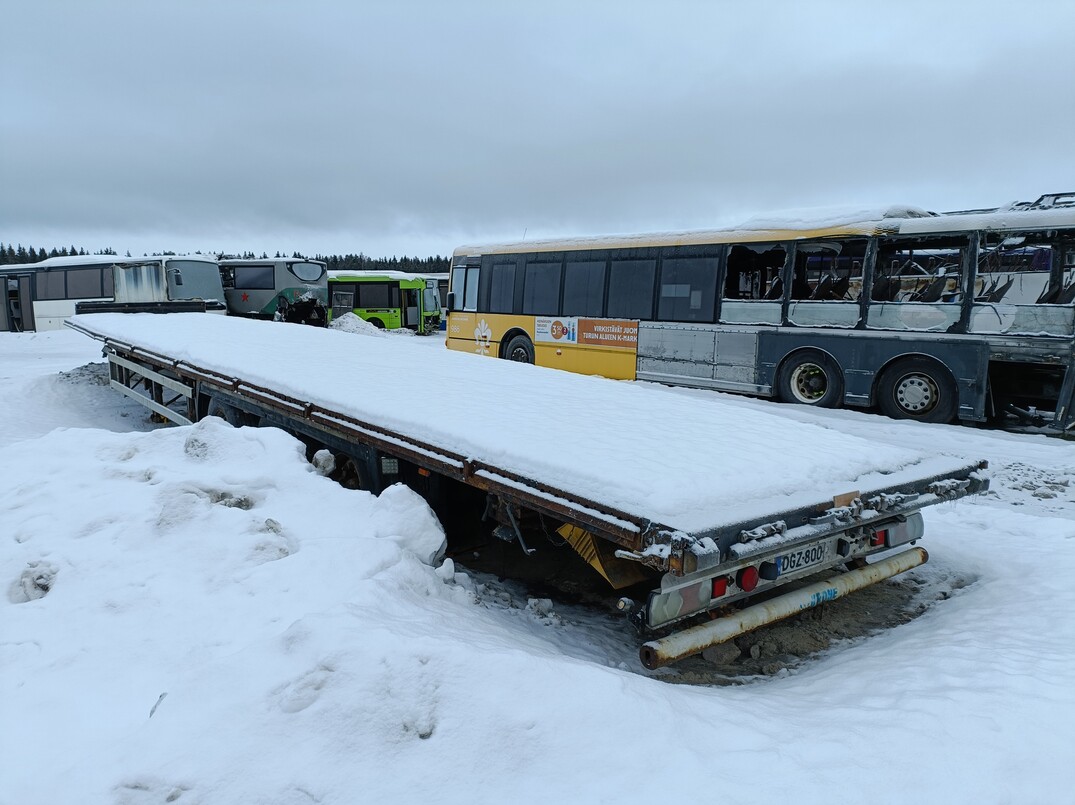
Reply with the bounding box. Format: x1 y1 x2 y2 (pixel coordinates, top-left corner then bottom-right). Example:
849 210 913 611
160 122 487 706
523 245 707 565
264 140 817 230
445 193 1075 430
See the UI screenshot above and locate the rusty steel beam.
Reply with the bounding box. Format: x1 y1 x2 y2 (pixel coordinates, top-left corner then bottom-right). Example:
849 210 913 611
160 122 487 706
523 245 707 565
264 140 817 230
639 547 929 670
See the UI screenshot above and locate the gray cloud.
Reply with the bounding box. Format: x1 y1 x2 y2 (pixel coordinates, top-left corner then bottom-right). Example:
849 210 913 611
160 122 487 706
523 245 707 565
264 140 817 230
3 0 1074 258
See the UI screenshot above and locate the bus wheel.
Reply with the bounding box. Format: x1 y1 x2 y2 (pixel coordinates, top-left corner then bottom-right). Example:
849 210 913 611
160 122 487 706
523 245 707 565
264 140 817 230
368 318 385 329
504 334 535 364
777 350 843 408
877 358 957 423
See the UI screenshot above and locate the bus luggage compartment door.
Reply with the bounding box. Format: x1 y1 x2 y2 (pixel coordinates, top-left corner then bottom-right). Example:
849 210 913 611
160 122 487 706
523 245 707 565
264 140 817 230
636 324 762 393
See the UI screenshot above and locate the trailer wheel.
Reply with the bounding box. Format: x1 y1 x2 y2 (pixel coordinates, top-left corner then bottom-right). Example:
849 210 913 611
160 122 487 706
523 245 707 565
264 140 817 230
330 453 371 490
776 350 843 408
504 334 535 364
877 357 957 423
207 397 242 427
207 397 260 428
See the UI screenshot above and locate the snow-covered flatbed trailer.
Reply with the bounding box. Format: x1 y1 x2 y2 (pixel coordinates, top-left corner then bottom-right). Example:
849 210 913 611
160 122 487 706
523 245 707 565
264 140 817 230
66 313 988 668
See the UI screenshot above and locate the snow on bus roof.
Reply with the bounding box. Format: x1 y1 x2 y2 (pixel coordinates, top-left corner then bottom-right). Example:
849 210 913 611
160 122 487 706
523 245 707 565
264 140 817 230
2 254 215 271
452 205 932 256
328 270 445 282
218 257 325 264
66 312 975 535
898 206 1075 235
736 204 933 230
454 202 1075 256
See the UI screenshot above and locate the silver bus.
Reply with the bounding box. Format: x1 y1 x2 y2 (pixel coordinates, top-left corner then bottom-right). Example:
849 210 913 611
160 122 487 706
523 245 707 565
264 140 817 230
217 257 328 326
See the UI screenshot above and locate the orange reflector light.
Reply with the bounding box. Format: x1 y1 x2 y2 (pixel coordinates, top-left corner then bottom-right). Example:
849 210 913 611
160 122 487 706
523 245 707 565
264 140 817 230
736 566 759 593
711 577 728 598
871 530 887 547
418 468 431 477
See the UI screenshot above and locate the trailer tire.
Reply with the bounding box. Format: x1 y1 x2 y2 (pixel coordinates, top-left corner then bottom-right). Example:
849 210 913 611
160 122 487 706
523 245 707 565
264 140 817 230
330 453 371 490
207 397 260 428
207 397 242 427
504 334 535 364
776 350 843 408
877 357 957 424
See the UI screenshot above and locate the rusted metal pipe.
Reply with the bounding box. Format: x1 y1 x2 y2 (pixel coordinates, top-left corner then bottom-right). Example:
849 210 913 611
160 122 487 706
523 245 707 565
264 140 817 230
639 547 929 670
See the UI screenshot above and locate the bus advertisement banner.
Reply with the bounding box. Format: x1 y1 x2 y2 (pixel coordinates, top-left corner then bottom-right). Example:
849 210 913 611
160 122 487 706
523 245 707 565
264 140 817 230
535 317 638 349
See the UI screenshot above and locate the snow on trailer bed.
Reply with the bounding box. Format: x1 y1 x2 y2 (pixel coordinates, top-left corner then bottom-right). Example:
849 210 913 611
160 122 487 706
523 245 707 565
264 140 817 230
66 312 984 540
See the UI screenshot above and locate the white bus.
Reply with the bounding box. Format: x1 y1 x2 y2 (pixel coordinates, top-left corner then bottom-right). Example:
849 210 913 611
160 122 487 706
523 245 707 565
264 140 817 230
0 254 226 332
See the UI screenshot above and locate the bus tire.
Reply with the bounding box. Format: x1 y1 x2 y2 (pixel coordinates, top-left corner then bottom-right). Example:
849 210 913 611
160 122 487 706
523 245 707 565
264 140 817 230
776 350 843 408
368 317 385 329
504 334 534 364
877 357 957 423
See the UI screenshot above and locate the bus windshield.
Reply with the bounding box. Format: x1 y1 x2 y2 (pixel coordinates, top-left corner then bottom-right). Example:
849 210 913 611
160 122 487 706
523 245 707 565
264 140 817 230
289 262 326 282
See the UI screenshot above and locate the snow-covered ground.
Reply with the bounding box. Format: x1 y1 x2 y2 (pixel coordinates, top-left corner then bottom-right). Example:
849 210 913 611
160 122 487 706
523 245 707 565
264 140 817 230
2 328 1073 804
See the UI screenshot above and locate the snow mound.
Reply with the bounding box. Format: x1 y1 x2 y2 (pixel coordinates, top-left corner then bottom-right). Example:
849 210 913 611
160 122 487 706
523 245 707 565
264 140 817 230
329 312 388 337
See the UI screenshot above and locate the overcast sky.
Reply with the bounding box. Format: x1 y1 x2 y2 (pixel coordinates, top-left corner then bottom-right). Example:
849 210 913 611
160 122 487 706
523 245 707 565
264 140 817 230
3 1 1074 259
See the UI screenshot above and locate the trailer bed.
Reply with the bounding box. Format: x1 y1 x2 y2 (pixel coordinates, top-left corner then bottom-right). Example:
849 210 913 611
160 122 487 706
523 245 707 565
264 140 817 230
67 313 981 536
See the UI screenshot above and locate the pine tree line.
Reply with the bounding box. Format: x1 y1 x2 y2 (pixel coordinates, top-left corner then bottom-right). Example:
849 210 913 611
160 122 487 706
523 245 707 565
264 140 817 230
315 254 450 274
0 244 118 265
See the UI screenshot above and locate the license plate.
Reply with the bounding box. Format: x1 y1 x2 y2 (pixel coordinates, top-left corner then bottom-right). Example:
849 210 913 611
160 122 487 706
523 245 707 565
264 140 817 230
775 543 829 576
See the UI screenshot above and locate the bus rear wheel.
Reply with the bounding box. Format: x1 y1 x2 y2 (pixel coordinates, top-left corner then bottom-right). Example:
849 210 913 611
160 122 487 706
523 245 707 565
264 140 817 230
777 350 843 408
504 334 535 364
877 358 957 423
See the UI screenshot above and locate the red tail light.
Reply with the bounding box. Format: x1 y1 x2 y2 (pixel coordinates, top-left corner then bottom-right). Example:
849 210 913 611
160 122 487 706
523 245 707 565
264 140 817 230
871 530 887 547
736 566 759 593
712 577 728 598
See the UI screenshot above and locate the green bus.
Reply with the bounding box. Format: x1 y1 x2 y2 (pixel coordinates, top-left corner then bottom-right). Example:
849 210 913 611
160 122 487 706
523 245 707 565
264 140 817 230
327 271 443 334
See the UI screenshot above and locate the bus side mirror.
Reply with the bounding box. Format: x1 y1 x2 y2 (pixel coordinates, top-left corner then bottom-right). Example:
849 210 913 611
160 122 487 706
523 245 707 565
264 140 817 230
446 291 456 311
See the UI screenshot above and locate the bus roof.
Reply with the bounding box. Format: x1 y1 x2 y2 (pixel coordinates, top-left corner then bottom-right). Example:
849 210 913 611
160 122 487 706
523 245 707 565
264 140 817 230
218 258 326 266
328 270 445 283
0 254 217 273
452 198 1075 257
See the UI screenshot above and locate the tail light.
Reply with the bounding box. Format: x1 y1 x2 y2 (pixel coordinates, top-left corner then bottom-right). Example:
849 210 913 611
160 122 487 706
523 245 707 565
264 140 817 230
736 566 759 593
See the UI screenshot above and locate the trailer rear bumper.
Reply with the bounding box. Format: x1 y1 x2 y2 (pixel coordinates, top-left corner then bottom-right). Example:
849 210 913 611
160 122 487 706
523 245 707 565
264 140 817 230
639 547 929 670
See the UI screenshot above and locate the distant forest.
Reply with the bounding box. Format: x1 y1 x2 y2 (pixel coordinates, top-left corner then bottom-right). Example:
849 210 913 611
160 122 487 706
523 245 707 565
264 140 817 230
0 243 450 274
